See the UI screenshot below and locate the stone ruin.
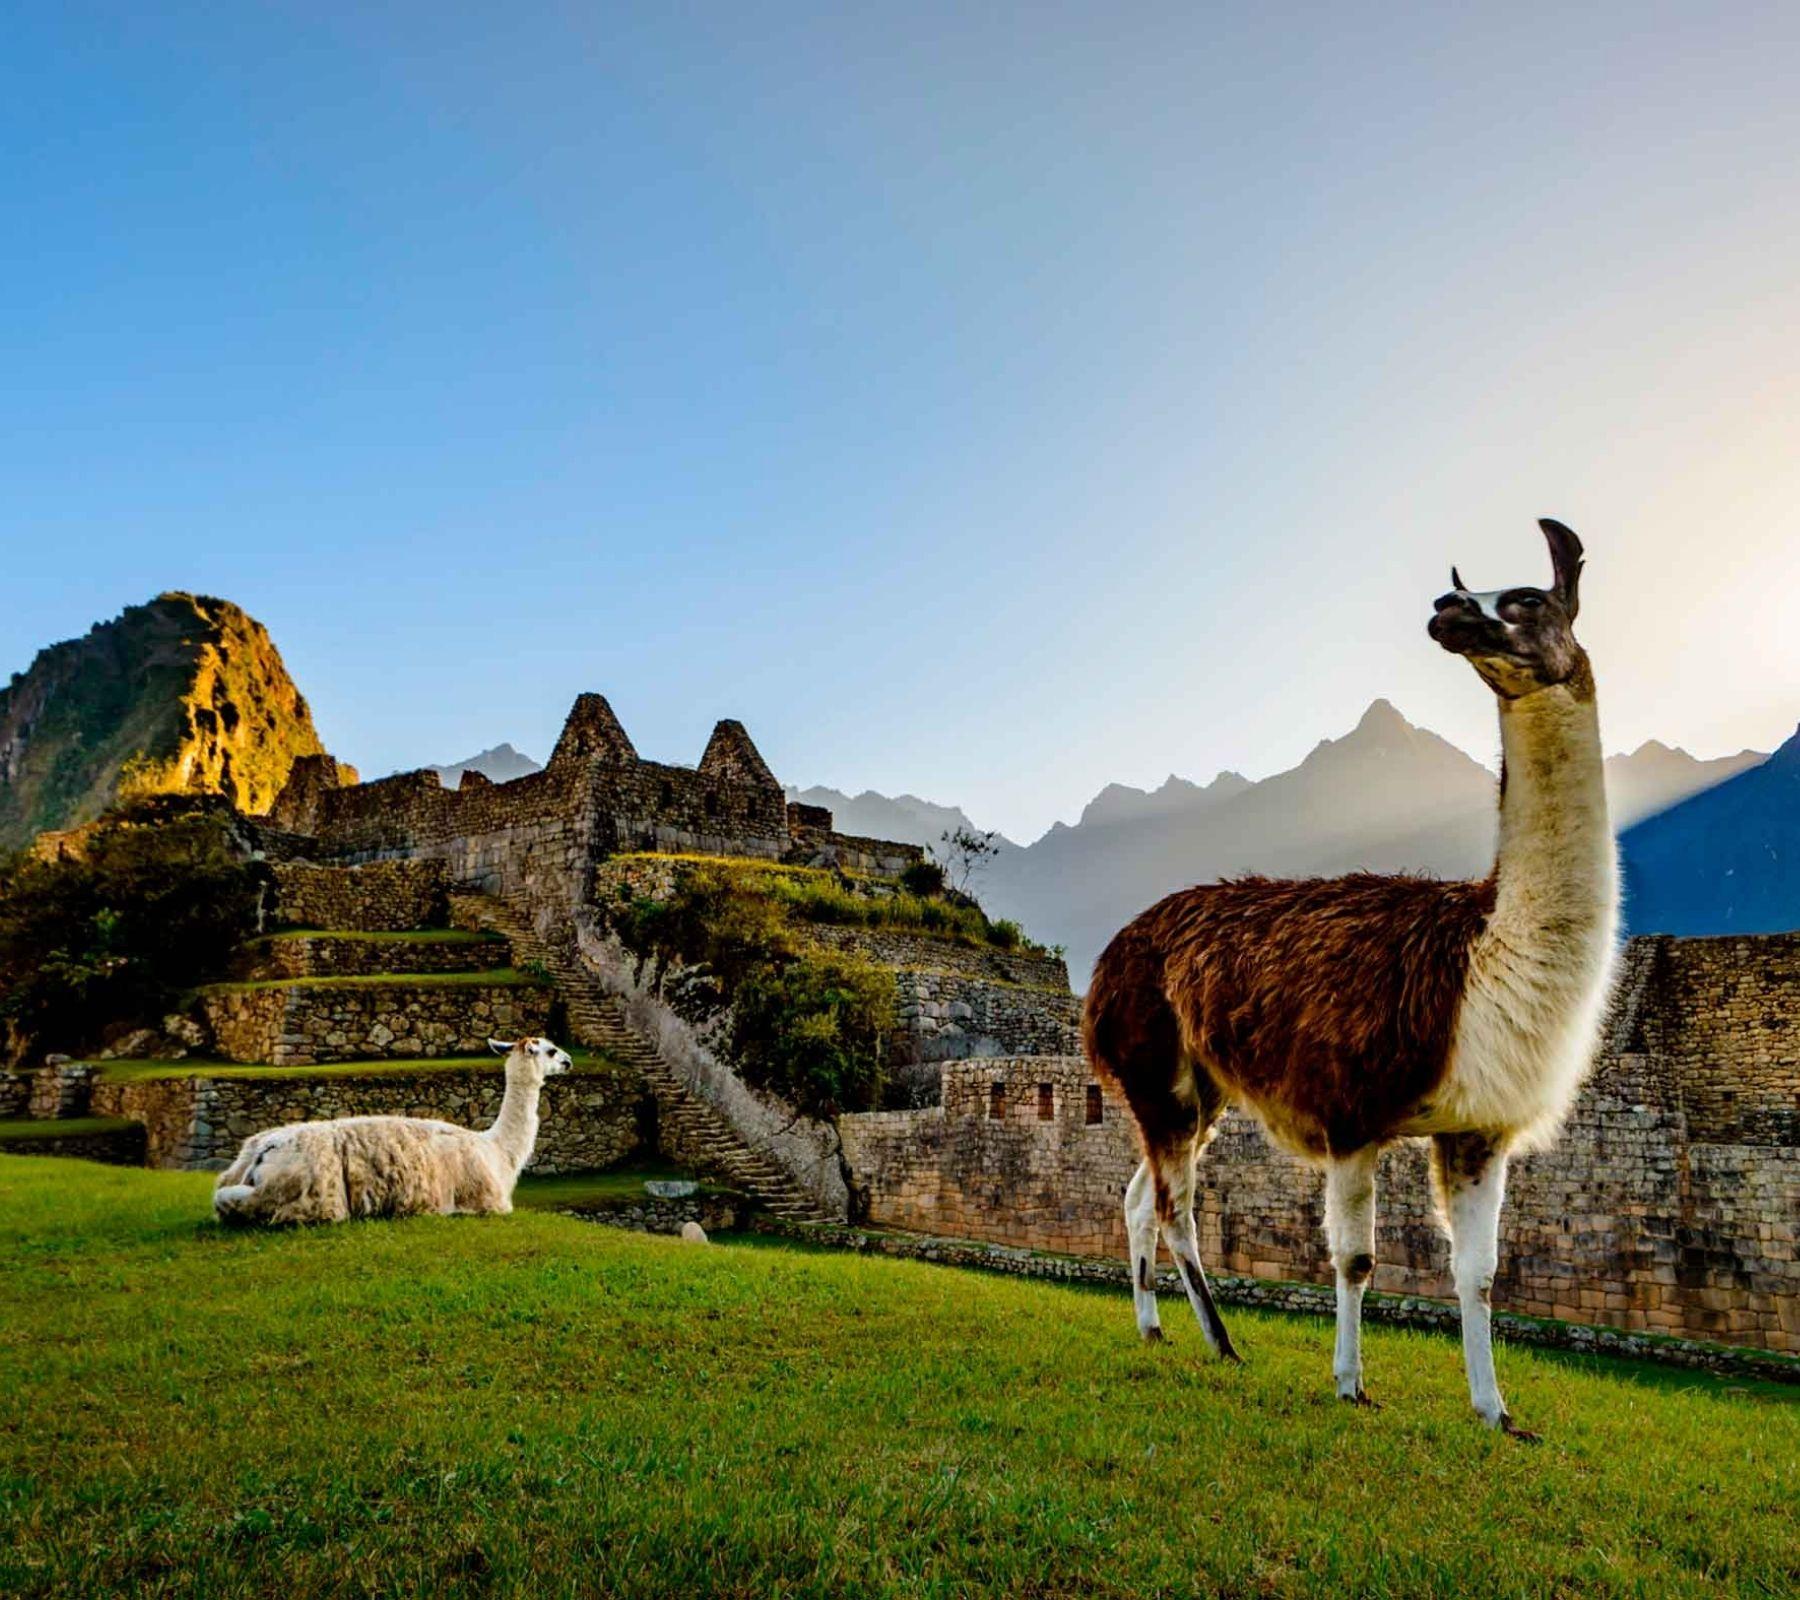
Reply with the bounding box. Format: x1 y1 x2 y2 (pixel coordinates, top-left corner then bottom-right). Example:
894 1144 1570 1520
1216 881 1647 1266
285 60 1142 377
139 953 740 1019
268 692 924 912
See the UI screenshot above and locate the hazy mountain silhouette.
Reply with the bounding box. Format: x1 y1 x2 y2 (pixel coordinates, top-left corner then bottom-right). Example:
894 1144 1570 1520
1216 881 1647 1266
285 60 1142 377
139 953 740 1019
785 785 1017 852
944 701 1762 984
1621 723 1800 935
428 743 543 786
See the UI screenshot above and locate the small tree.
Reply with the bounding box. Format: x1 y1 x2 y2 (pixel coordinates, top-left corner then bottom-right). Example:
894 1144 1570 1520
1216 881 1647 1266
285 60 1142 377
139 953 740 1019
932 825 999 896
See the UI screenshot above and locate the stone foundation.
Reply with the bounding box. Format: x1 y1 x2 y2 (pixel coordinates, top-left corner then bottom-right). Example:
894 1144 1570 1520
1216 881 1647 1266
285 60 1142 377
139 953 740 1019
90 1063 651 1174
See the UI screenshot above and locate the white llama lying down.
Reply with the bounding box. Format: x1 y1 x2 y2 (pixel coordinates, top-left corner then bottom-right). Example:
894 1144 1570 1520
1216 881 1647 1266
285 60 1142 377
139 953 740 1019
212 1037 572 1226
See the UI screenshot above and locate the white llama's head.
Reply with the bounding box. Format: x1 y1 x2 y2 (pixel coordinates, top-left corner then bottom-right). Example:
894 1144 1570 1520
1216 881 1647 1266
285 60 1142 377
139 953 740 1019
488 1035 574 1084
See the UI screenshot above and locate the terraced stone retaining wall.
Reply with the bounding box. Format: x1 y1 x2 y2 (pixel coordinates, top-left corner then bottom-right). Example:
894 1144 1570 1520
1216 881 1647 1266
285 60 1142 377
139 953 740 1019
91 1065 652 1174
271 860 448 932
199 980 553 1066
245 933 510 979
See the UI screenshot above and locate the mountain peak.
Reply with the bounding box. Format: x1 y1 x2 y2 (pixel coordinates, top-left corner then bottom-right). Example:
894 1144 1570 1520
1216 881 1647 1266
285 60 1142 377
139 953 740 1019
0 592 336 850
1355 697 1411 734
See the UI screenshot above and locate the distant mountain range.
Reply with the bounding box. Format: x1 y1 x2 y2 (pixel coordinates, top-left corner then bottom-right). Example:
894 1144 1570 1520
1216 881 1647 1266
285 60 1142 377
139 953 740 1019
813 699 1766 982
1621 722 1800 935
784 785 1018 852
427 743 543 787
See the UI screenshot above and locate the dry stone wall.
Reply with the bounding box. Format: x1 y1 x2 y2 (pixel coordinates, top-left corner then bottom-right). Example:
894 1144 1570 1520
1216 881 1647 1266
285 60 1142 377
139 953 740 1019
891 974 1083 1066
271 860 448 932
245 932 510 979
199 979 552 1067
91 1064 651 1174
841 1040 1800 1354
1626 935 1800 1145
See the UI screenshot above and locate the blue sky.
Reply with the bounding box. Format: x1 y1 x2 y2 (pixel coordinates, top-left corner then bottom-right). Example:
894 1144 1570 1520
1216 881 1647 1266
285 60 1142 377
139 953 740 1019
5 3 1799 839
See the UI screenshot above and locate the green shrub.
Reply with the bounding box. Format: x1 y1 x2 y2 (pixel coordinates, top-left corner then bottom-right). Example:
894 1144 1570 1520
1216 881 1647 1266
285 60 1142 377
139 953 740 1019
0 799 258 1063
728 952 893 1117
898 859 945 897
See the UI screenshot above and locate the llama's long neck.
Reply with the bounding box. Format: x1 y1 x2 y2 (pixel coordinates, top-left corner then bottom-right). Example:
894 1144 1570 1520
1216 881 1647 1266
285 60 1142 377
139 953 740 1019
1450 666 1621 1141
486 1069 542 1176
1490 672 1615 936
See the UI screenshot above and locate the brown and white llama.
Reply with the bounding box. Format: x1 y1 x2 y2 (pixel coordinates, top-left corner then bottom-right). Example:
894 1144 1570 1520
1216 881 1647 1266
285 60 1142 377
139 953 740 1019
1083 519 1618 1437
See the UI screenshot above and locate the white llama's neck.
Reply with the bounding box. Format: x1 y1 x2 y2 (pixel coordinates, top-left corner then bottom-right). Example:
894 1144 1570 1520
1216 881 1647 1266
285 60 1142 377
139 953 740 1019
486 1070 542 1176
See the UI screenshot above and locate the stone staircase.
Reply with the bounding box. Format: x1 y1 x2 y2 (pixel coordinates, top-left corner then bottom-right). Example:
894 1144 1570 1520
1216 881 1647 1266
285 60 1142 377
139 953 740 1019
450 895 830 1221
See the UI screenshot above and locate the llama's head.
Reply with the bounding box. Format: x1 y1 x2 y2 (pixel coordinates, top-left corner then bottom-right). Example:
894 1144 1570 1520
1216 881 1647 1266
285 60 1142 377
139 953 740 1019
1428 518 1588 699
489 1036 574 1084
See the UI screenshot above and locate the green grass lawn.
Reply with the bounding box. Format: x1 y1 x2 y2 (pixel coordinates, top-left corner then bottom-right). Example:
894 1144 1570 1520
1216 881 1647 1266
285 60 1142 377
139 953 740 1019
1 1158 1793 1599
93 1051 628 1084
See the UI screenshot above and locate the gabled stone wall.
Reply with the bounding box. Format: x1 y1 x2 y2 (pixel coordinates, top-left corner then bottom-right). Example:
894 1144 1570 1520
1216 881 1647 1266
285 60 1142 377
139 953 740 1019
268 696 924 939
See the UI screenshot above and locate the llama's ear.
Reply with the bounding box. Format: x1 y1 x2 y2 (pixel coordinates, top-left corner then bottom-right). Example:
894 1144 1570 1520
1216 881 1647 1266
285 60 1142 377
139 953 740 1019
1539 518 1583 617
488 1038 514 1055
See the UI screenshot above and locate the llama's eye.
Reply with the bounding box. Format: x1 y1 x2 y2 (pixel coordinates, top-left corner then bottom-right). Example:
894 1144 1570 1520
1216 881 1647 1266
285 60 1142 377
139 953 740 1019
1509 594 1543 611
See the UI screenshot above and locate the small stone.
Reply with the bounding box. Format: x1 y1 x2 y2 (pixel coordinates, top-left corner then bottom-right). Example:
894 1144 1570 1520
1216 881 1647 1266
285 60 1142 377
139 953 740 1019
679 1221 709 1245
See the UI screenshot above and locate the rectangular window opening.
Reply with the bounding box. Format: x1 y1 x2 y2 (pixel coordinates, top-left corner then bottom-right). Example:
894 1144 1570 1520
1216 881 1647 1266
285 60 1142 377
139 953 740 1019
989 1082 1005 1120
1037 1083 1055 1121
1085 1084 1104 1126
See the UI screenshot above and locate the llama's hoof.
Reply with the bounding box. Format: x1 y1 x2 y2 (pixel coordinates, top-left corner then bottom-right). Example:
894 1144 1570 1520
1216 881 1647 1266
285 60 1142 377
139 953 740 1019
1499 1414 1542 1444
1141 1325 1166 1345
1339 1387 1378 1409
1219 1345 1246 1367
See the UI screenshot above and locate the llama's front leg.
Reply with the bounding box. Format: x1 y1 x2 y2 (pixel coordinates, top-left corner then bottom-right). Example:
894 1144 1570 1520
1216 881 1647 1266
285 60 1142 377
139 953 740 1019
1436 1133 1533 1439
1124 1160 1164 1342
1324 1147 1380 1404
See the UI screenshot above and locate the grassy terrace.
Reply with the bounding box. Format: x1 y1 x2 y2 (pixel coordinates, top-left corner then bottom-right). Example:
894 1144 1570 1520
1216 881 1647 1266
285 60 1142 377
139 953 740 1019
0 1115 138 1143
512 1163 731 1211
608 851 1046 954
1 1158 1794 1599
92 1051 628 1084
198 967 541 993
251 928 505 944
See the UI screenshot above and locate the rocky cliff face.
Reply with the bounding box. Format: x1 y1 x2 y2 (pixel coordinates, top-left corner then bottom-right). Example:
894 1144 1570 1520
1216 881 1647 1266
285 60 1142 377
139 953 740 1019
0 593 350 852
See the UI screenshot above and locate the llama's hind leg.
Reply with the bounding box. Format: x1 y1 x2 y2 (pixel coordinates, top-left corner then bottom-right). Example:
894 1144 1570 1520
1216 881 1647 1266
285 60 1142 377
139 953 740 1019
1324 1147 1380 1404
1124 1160 1164 1342
1434 1133 1532 1439
1155 1119 1240 1363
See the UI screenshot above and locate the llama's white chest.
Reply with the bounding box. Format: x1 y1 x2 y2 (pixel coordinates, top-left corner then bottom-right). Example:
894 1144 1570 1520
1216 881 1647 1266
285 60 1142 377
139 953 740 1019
1429 906 1620 1144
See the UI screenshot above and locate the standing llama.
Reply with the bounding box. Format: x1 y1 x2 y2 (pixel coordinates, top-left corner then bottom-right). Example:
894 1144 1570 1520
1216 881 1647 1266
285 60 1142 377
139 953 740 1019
212 1037 572 1226
1083 519 1617 1437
